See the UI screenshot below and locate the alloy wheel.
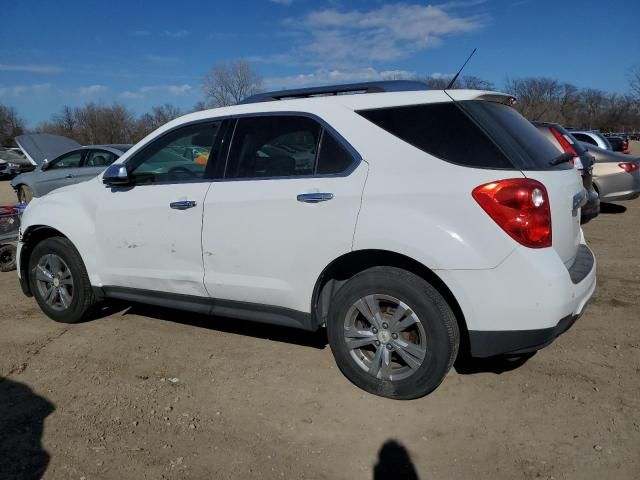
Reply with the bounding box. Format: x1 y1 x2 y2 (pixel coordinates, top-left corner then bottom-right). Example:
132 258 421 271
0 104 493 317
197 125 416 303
35 254 74 311
343 294 427 381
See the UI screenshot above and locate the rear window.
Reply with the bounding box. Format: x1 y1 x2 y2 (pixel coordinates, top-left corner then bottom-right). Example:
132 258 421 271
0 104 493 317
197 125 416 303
460 101 571 170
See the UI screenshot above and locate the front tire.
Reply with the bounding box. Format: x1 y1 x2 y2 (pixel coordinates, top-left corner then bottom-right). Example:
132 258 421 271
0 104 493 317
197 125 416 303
28 237 96 323
327 267 459 400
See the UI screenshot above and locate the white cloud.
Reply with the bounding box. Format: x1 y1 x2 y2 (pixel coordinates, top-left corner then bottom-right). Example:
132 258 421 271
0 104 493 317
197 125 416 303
121 84 194 99
270 0 293 5
78 84 108 95
164 29 190 38
267 3 487 67
0 83 51 97
263 67 417 89
0 63 62 73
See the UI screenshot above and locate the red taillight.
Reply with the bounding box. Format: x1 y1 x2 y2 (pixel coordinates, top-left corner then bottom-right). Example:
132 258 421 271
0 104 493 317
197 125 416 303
618 162 639 173
472 179 552 249
550 127 576 166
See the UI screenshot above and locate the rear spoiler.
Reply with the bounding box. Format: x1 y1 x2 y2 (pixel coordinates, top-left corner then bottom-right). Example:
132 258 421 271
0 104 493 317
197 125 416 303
445 89 517 106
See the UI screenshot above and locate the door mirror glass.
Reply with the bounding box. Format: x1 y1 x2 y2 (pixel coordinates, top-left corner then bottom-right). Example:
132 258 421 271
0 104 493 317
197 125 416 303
41 159 50 171
103 164 130 186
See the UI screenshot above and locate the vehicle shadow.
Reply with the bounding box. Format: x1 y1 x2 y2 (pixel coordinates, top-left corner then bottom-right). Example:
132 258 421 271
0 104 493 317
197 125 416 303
373 439 420 480
0 377 54 480
119 302 328 350
454 352 535 375
600 202 627 214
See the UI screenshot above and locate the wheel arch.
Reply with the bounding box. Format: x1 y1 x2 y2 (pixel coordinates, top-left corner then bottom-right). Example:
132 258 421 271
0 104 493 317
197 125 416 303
19 225 70 296
311 249 469 351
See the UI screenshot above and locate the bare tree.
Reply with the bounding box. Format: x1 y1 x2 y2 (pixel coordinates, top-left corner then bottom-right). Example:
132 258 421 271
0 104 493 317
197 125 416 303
202 60 262 107
422 75 494 90
629 66 640 98
0 104 25 146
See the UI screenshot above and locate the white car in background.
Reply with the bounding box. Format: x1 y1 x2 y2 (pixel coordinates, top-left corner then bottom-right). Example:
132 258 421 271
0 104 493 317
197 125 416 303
569 130 613 150
16 82 596 399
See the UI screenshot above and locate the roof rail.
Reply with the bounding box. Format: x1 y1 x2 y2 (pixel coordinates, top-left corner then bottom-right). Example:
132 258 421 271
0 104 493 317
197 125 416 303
239 80 429 104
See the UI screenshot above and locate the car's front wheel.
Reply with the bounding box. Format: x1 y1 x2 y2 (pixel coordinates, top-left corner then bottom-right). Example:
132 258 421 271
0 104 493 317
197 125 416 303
327 267 459 399
28 237 96 323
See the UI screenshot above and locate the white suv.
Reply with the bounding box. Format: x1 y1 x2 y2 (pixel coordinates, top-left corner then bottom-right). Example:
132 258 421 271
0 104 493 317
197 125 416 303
17 82 596 399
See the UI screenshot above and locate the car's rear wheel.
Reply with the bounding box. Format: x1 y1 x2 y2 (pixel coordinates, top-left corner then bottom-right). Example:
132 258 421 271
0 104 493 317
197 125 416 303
18 185 34 204
0 244 17 272
327 266 459 399
28 237 96 323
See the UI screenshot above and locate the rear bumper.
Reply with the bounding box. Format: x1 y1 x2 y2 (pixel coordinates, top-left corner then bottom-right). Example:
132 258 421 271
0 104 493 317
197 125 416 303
438 241 596 356
469 312 581 357
595 170 640 202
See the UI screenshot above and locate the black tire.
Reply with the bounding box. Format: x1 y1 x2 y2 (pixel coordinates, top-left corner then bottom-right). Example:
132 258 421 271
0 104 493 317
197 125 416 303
0 244 17 272
327 267 459 400
28 236 96 323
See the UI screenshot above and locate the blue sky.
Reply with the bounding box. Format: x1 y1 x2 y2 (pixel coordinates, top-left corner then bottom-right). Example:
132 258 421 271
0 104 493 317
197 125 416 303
1 0 638 126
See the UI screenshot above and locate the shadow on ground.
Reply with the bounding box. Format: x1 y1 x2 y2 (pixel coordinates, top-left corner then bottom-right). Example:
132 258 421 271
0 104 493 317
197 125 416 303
454 352 535 375
119 302 328 350
600 202 627 214
374 439 420 480
0 377 54 480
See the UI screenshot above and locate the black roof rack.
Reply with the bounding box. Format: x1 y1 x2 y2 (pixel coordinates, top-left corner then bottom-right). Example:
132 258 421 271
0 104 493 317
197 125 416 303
239 80 430 104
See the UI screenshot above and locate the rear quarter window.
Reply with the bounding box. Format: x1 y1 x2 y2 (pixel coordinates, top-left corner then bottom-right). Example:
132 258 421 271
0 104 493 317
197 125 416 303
357 103 513 169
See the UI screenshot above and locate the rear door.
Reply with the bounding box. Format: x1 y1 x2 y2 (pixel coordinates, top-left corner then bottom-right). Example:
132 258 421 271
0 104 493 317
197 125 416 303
201 114 367 313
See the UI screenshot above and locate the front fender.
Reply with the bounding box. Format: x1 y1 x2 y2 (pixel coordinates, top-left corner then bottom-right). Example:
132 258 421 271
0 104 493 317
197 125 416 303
20 182 99 279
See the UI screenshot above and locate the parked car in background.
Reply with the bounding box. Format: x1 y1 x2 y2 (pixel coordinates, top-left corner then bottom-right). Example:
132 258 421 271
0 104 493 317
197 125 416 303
533 122 599 223
11 134 131 203
603 134 630 154
16 81 596 399
0 147 33 178
580 143 640 201
568 130 612 150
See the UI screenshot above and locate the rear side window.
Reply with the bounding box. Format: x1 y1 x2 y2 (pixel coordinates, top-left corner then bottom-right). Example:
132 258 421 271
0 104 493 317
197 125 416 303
358 103 512 169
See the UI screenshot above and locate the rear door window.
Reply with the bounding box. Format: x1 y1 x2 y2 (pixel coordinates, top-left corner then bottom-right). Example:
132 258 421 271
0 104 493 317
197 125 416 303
225 116 321 179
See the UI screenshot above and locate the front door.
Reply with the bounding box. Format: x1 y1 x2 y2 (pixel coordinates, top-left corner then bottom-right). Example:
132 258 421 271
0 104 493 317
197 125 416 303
94 121 223 296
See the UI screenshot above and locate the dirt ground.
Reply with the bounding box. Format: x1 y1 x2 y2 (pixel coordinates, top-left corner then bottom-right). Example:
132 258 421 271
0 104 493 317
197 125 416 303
1 145 639 479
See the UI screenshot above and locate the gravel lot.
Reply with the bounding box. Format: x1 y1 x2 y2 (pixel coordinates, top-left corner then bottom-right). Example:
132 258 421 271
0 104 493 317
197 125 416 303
1 144 639 479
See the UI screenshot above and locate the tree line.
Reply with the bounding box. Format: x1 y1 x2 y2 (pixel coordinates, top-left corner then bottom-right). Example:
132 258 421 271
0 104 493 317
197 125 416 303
2 61 639 147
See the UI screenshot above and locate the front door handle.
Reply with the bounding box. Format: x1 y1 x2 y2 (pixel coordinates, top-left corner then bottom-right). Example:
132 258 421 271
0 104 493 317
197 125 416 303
170 200 197 210
297 192 334 203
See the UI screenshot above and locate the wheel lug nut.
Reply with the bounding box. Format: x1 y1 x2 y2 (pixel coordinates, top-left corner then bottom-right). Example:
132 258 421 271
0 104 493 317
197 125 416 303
372 327 378 334
386 344 392 350
382 323 388 329
392 333 398 339
375 340 381 346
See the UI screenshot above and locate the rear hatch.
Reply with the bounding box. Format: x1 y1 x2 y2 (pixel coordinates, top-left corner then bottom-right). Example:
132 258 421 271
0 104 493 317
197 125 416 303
455 96 584 266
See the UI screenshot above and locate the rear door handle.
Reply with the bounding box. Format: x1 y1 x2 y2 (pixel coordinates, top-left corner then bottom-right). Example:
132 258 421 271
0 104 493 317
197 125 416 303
296 192 334 203
170 200 197 210
65 174 74 178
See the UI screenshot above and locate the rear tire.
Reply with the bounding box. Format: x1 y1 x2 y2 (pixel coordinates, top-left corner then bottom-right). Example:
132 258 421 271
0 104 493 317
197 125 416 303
28 237 96 323
327 266 459 400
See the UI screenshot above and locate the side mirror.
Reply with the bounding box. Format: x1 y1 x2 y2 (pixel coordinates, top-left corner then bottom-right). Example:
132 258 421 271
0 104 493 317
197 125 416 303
41 159 50 171
102 164 130 186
